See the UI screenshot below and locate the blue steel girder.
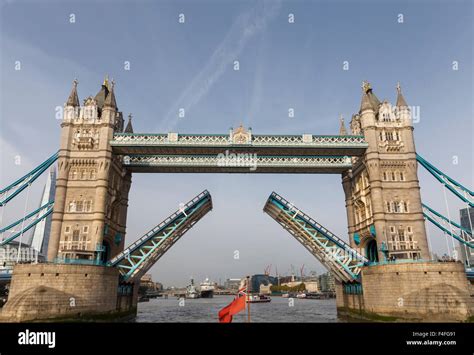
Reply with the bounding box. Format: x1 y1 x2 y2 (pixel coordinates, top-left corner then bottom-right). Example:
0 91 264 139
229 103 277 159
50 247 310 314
0 152 58 206
417 154 474 207
122 155 353 174
263 192 368 283
422 203 473 249
108 190 212 282
0 201 54 246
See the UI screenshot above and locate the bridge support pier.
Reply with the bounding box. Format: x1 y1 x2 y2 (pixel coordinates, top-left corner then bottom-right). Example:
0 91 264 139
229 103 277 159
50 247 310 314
0 264 138 322
336 261 473 322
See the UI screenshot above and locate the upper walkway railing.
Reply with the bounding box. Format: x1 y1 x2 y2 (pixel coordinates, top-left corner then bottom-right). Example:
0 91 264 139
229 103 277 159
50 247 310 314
112 133 367 147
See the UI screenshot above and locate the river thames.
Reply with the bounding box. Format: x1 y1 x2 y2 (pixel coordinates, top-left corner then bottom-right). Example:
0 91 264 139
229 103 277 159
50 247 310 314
136 296 338 322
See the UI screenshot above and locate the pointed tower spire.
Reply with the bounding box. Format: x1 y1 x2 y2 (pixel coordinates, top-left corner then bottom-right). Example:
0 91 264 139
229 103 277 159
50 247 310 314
103 75 110 90
339 115 347 135
66 79 80 107
94 75 110 109
104 79 117 109
124 113 134 133
396 82 408 107
360 81 373 112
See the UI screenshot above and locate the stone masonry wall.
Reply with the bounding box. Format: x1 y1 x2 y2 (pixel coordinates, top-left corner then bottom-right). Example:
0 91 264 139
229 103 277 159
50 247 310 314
337 261 473 322
0 263 125 322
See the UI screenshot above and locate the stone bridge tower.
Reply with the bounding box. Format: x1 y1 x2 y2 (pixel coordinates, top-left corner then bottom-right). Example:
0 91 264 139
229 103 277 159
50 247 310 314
342 82 430 262
47 79 132 262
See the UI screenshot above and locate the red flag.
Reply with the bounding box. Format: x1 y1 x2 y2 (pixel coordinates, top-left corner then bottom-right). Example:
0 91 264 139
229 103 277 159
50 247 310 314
218 303 233 323
218 286 247 323
229 294 246 315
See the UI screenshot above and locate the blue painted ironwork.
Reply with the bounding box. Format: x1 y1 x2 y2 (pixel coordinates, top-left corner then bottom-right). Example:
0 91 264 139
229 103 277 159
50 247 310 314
353 232 360 245
0 201 54 246
122 154 353 174
343 282 363 294
422 203 473 248
53 257 105 266
263 192 368 283
0 269 13 281
417 154 474 207
108 190 212 282
0 152 58 206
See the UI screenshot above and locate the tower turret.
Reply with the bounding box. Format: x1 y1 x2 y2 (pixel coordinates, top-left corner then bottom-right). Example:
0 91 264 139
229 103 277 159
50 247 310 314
339 115 347 135
124 114 134 133
342 81 430 263
48 78 132 262
66 79 80 107
64 79 80 121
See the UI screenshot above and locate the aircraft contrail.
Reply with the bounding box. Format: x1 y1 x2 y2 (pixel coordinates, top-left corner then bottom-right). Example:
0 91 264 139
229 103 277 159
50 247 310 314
160 0 282 131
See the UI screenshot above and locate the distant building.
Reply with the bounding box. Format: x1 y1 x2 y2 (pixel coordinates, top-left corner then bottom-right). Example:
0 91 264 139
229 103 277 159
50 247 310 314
249 274 277 293
278 275 297 284
259 284 272 294
305 281 320 293
318 272 335 292
281 280 320 292
224 278 241 290
139 274 163 291
458 207 474 267
28 167 56 257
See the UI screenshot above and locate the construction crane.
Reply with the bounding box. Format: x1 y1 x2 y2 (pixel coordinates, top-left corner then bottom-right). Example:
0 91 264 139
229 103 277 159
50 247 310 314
264 264 272 276
300 264 305 282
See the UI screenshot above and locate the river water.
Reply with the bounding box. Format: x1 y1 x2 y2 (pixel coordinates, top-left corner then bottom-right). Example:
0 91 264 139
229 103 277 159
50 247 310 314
136 296 338 322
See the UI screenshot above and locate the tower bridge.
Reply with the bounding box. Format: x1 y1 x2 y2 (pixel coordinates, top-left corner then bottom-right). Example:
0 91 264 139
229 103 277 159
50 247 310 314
0 78 472 322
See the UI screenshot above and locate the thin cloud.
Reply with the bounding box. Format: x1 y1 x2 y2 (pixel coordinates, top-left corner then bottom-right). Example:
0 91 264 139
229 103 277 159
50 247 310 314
160 0 282 131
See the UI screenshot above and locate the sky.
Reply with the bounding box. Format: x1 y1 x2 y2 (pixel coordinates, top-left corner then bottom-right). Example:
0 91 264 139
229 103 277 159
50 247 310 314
0 0 472 287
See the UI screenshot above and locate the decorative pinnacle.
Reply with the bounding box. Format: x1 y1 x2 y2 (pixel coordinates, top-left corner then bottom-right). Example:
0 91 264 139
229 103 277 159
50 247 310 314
73 78 78 87
128 113 132 121
339 114 347 135
362 80 371 93
396 81 402 94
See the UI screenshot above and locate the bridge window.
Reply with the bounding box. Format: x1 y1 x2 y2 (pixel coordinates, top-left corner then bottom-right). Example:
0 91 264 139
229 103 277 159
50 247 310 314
386 132 394 141
391 172 396 181
76 201 83 212
386 201 391 212
399 171 405 181
383 172 387 181
83 226 89 233
403 201 409 212
393 202 401 213
398 230 405 241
